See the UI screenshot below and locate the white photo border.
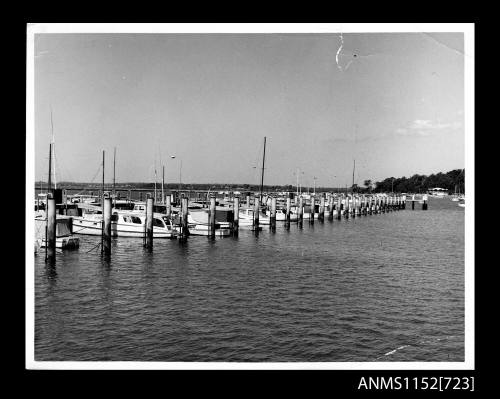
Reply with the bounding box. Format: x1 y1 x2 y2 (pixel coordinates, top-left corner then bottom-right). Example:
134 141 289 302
26 22 474 370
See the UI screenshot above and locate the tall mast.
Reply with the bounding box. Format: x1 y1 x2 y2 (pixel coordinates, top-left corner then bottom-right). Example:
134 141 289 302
296 168 299 197
259 136 266 203
48 143 52 195
113 147 116 202
102 150 105 206
154 163 157 203
352 159 355 194
178 160 182 193
162 165 165 204
50 108 57 190
101 150 105 254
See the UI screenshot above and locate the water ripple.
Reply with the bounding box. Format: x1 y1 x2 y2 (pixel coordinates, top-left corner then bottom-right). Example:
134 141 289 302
35 198 464 362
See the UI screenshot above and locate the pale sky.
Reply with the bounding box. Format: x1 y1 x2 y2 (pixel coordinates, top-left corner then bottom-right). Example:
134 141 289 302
34 32 464 188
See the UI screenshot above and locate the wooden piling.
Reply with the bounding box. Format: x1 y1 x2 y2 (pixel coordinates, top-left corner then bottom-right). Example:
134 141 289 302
337 197 342 220
246 194 251 208
209 196 216 238
180 196 189 241
298 196 304 227
309 194 315 224
319 195 325 222
166 195 172 218
270 196 276 231
285 196 291 228
328 194 334 221
145 197 154 250
103 197 112 256
253 197 260 230
422 194 428 210
233 196 239 236
46 198 56 262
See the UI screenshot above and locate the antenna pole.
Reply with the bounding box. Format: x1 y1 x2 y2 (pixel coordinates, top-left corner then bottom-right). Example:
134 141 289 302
154 166 157 203
296 168 299 197
162 165 165 204
50 108 57 190
259 137 266 203
178 160 182 193
352 159 356 194
48 143 52 196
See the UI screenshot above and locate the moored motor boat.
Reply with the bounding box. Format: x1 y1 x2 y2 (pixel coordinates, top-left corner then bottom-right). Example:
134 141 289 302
238 207 270 225
272 208 298 221
185 210 231 236
72 210 177 238
34 214 80 251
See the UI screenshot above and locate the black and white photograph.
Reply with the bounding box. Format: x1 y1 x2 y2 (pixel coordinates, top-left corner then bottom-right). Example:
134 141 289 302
26 23 474 371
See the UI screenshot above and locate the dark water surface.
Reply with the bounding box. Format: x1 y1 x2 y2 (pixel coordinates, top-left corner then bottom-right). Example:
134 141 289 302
35 197 465 362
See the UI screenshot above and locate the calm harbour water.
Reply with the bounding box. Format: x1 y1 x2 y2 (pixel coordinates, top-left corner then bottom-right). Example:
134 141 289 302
34 197 465 362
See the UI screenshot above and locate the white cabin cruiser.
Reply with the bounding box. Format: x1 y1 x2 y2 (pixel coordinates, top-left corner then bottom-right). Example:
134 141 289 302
72 210 177 238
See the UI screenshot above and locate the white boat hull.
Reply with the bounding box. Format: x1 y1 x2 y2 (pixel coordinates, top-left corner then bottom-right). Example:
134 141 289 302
187 225 231 236
36 236 80 249
72 217 176 238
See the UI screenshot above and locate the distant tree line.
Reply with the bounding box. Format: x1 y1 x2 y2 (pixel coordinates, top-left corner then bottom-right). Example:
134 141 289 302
35 168 464 195
367 169 465 194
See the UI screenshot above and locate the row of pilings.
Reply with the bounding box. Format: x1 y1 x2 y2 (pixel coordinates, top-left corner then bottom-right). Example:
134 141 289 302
43 192 428 263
